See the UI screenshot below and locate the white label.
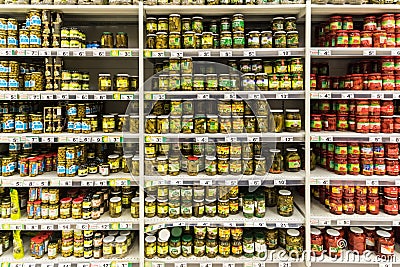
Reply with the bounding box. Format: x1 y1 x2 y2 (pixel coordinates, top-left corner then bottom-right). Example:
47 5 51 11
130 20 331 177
393 221 400 226
41 94 54 100
25 225 39 230
57 50 70 56
225 136 237 142
108 136 121 143
198 51 211 57
121 94 134 100
249 180 261 186
8 137 21 143
276 222 289 228
73 50 86 57
379 264 392 267
320 136 333 142
91 137 102 143
0 49 13 56
280 136 294 142
116 263 129 267
393 93 400 99
5 94 18 100
28 94 41 100
39 50 51 56
247 136 260 142
197 93 210 99
363 49 376 56
76 94 89 100
396 180 400 186
41 225 54 230
94 94 107 100
26 136 39 143
200 180 212 185
24 264 36 267
243 50 256 57
58 224 71 230
337 220 351 226
223 264 235 267
173 222 186 227
224 222 236 227
197 222 211 226
371 93 384 99
152 264 165 267
56 94 68 100
98 263 111 267
254 222 266 227
94 180 108 186
224 93 236 99
341 93 354 99
80 180 94 187
248 93 261 99
253 263 264 267
116 180 129 186
220 51 233 57
68 137 80 143
41 264 54 267
79 137 91 143
152 51 165 57
174 262 187 267
316 179 329 185
171 180 183 185
10 224 23 230
391 49 400 56
152 94 165 100
225 180 238 186
150 136 164 143
93 50 106 57
196 137 209 143
60 180 72 186
11 181 23 187
171 51 184 57
23 181 35 187
366 180 379 186
119 222 133 229
76 224 89 230
276 93 289 99
318 49 331 56
319 220 331 226
369 136 382 142
318 92 331 99
278 50 291 56
274 179 287 186
200 264 213 267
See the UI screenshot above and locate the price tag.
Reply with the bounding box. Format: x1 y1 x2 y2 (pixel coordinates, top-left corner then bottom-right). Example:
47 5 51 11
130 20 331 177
79 137 91 143
94 94 107 100
318 92 331 99
200 264 213 267
319 220 331 226
77 264 90 267
316 179 329 185
366 180 379 186
369 136 382 142
152 51 165 57
119 50 132 57
279 50 291 56
393 93 400 99
197 93 210 99
41 94 54 100
68 137 80 143
276 93 289 99
195 136 209 143
8 137 21 143
73 50 86 57
318 49 331 56
224 93 236 99
279 263 291 267
171 51 183 57
5 94 18 100
57 50 70 56
121 94 134 100
200 180 212 185
28 94 41 100
23 181 35 187
58 224 71 230
248 93 261 99
76 224 89 230
150 136 164 143
174 262 187 267
119 222 133 229
393 221 400 226
151 264 165 267
199 51 211 57
224 136 237 142
220 51 233 57
10 224 24 230
11 181 23 187
41 225 54 230
280 136 294 142
94 180 108 186
41 263 54 267
371 93 384 99
276 222 289 228
274 179 287 186
223 264 235 267
24 264 36 267
152 94 166 100
39 50 51 56
76 94 89 100
197 222 211 227
224 222 236 227
391 49 400 56
341 93 354 99
98 263 111 267
253 263 264 267
171 180 183 185
320 136 333 142
337 219 351 226
379 263 392 267
247 136 260 142
173 222 186 227
249 180 262 186
26 136 39 143
254 222 267 227
225 180 238 186
390 137 400 143
93 50 106 57
25 225 39 230
36 181 48 187
56 94 68 100
60 180 72 186
108 136 121 143
81 180 94 187
243 50 256 57
116 179 129 186
363 49 376 56
91 137 102 143
10 264 23 267
116 263 129 267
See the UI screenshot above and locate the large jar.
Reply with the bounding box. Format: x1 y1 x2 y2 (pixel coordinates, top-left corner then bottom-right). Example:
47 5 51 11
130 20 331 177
277 190 293 217
285 109 301 132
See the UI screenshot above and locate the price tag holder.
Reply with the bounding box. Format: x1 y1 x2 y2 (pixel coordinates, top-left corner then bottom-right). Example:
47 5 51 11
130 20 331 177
197 93 210 99
281 136 294 142
225 136 237 142
243 50 256 57
223 264 235 267
369 136 382 142
195 137 209 143
274 179 287 186
152 94 166 100
278 50 291 56
318 49 331 56
320 136 333 142
276 93 289 99
224 222 236 227
198 51 211 57
391 49 400 56
76 94 89 100
94 94 107 100
171 180 183 185
247 136 260 142
366 180 379 186
174 263 187 267
73 50 86 57
363 49 376 56
41 225 54 230
57 50 70 56
224 93 236 99
341 93 354 99
337 219 351 226
249 180 262 186
225 180 238 186
171 51 183 57
371 93 384 99
318 92 331 99
93 50 106 57
200 180 212 186
276 222 289 228
220 51 232 57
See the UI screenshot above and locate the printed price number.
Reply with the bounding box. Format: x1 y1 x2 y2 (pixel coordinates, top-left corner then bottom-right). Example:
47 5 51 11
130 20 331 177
116 179 129 186
116 263 129 267
341 93 354 99
320 136 333 142
81 181 94 187
119 50 132 57
94 94 107 100
99 263 111 267
60 180 72 186
5 94 18 100
56 94 68 100
10 264 23 267
247 136 260 142
11 181 23 187
198 50 211 57
220 51 233 57
391 49 400 56
58 264 71 267
27 136 39 143
57 50 70 56
152 51 165 57
225 180 238 186
366 180 379 186
393 93 400 99
279 50 291 56
249 180 262 186
171 51 184 57
28 94 40 100
274 179 287 186
77 264 90 267
319 220 331 226
363 49 376 56
318 92 331 99
371 93 384 99
318 49 331 56
243 50 256 57
225 136 237 142
369 136 382 142
276 93 289 99
279 263 291 267
337 219 351 226
281 136 294 142
200 180 212 185
23 264 36 267
93 50 106 57
200 264 213 267
79 137 91 143
197 93 210 99
9 137 21 143
152 94 166 100
76 94 89 100
10 224 23 230
175 263 187 267
196 136 209 143
73 50 86 57
41 225 54 230
316 179 329 185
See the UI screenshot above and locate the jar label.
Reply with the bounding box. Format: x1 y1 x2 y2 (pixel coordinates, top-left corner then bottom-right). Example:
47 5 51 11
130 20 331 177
380 244 395 255
285 119 301 129
7 36 18 46
15 121 27 131
3 119 14 130
30 34 41 45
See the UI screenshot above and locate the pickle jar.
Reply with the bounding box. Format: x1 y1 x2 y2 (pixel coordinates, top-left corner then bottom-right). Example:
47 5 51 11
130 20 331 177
277 189 294 217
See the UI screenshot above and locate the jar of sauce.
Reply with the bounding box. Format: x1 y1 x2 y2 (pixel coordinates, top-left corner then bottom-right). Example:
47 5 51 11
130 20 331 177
348 227 366 254
367 196 380 215
384 196 399 215
329 196 343 215
343 196 355 215
376 230 395 256
364 227 376 251
356 196 367 215
326 229 342 258
311 228 324 257
386 159 400 176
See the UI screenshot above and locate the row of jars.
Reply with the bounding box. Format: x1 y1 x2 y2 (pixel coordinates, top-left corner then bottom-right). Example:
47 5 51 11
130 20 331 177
97 73 138 91
145 0 303 5
314 185 400 216
145 226 304 259
314 142 400 176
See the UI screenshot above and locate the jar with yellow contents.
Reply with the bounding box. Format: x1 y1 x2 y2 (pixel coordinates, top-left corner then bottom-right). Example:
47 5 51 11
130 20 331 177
108 154 120 173
102 115 115 133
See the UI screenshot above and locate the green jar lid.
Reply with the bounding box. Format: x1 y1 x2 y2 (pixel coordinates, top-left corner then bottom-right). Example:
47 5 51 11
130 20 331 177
244 194 253 200
170 236 181 243
171 227 182 238
243 232 253 240
117 32 127 35
103 32 113 35
255 195 265 201
255 233 264 239
182 235 192 242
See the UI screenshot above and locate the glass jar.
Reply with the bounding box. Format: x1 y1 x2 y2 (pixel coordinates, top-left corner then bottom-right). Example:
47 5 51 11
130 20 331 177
277 190 293 217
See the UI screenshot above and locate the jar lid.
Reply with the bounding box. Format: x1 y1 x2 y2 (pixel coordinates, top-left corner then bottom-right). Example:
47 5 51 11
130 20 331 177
206 156 216 161
271 109 283 113
147 17 157 20
364 226 376 231
108 154 119 159
115 236 127 243
131 197 140 203
311 228 321 235
171 227 183 237
188 156 198 161
110 197 121 203
194 198 205 202
385 196 398 200
273 16 284 20
145 196 156 203
157 198 168 203
286 17 296 20
116 74 129 77
145 235 156 243
274 31 286 35
73 197 83 204
326 229 340 237
286 148 298 152
350 227 363 234
120 231 131 236
103 115 115 118
218 198 229 203
60 197 72 203
123 154 133 159
169 14 181 17
287 31 299 34
386 158 398 161
279 190 291 196
158 229 170 242
286 109 300 113
182 234 192 242
287 229 300 237
99 73 111 76
255 156 266 161
377 230 391 238
104 236 115 243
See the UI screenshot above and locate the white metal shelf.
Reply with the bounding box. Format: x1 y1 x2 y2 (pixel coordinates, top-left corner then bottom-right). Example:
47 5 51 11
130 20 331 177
0 209 139 230
310 167 400 186
0 91 138 101
311 4 400 15
310 90 400 100
0 48 139 57
310 47 400 58
310 131 400 143
145 91 305 100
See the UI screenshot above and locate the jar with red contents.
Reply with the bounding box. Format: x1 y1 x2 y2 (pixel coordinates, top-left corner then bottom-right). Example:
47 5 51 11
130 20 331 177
311 228 324 257
382 14 396 34
369 116 381 133
384 186 398 198
387 33 396 48
360 61 371 74
349 115 356 131
367 196 380 215
344 75 352 90
395 14 400 32
331 77 340 90
352 74 363 90
364 227 376 251
373 143 385 158
385 144 399 158
361 143 373 158
384 196 399 215
335 157 347 175
381 116 394 133
395 75 400 90
364 16 377 31
361 31 373 47
336 30 348 47
343 16 354 30
395 58 400 72
348 227 366 254
348 143 360 158
363 74 370 89
386 158 400 176
381 100 394 116
327 153 335 172
382 57 395 72
382 74 395 91
368 186 379 197
343 196 355 215
328 33 336 47
336 100 349 114
376 230 395 257
319 100 331 113
356 186 367 197
348 30 360 47
379 227 394 238
330 186 343 198
374 158 386 176
368 73 383 90
335 143 347 157
347 158 360 175
311 114 323 132
356 196 367 215
343 185 355 197
373 30 387 48
356 116 369 133
337 115 349 131
369 100 380 116
317 76 331 90
356 100 370 116
310 74 317 90
361 158 373 176
325 229 343 258
394 116 400 132
396 34 400 47
323 114 336 132
329 195 343 215
330 16 342 31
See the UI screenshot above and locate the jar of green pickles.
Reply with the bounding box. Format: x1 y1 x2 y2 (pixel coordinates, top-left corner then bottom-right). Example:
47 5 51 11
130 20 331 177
285 148 301 172
286 229 303 258
201 32 213 49
274 31 286 48
265 227 279 250
277 190 294 217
